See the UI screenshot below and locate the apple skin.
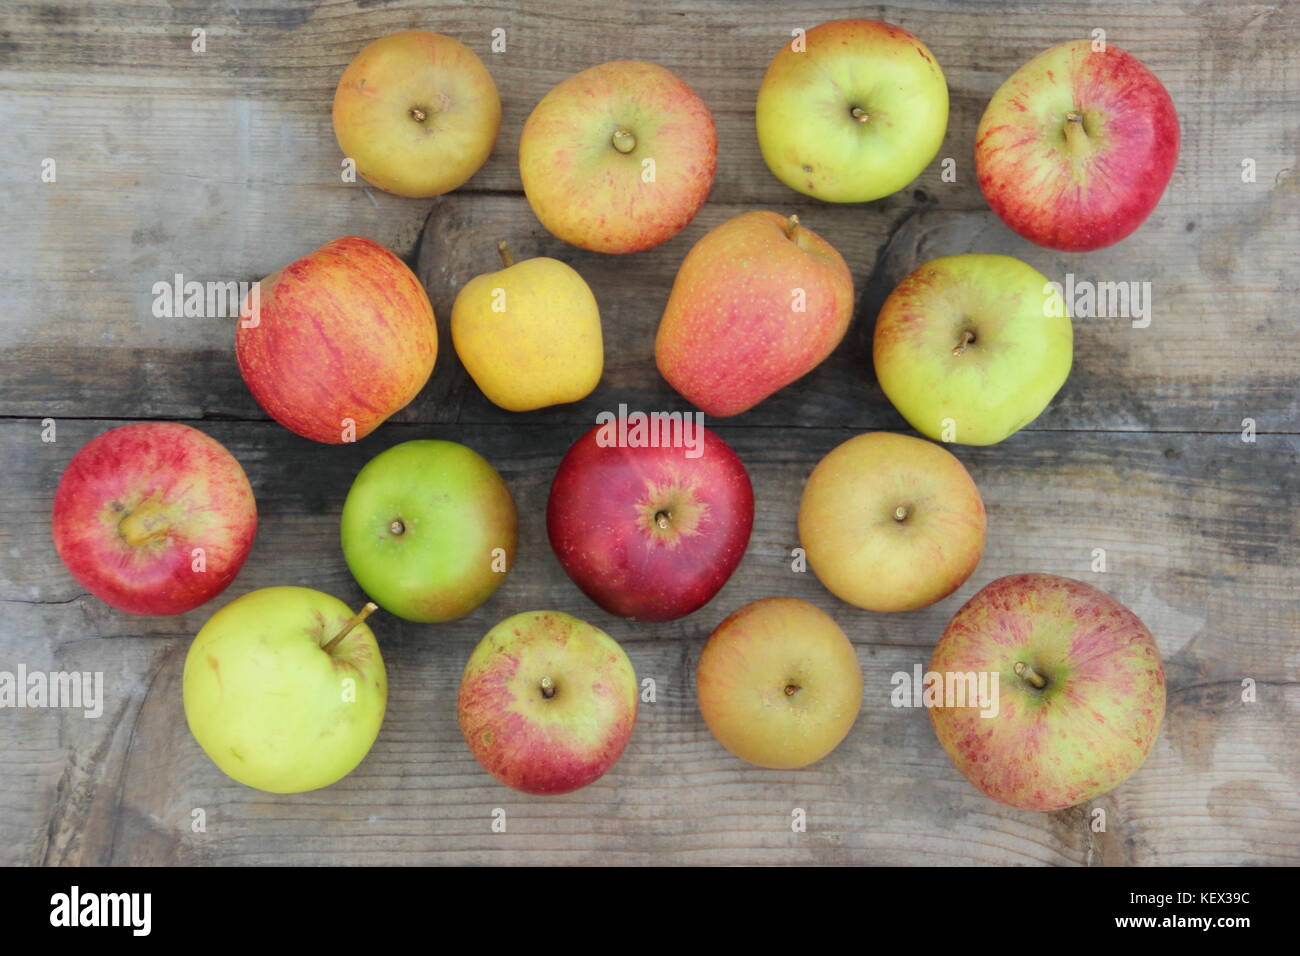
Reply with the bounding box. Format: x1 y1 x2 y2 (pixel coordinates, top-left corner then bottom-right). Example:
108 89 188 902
756 19 948 203
458 610 638 795
798 432 985 612
873 254 1072 446
546 421 753 622
340 440 517 623
519 60 717 254
451 247 603 412
929 574 1166 811
655 211 854 417
236 236 438 444
697 598 862 770
51 423 256 616
183 587 387 794
332 31 500 199
975 40 1179 251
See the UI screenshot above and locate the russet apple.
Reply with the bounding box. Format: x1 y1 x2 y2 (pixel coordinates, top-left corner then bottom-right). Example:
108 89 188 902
52 423 256 616
873 254 1072 446
236 236 438 444
798 432 985 612
451 242 602 411
183 587 387 793
332 31 501 199
756 19 948 203
340 440 517 623
519 60 716 253
697 597 862 769
655 211 854 417
547 419 753 621
975 40 1179 251
929 573 1166 811
458 610 638 795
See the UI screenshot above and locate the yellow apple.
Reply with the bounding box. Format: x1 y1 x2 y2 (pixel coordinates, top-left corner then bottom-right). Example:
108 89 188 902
696 597 862 770
798 432 986 612
332 31 500 198
451 243 603 411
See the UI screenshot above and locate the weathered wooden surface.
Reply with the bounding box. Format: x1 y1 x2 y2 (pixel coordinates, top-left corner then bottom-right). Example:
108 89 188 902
1 0 1297 866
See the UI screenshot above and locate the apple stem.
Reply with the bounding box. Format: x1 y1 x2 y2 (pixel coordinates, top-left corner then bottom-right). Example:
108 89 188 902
540 676 556 699
785 214 800 240
1014 661 1048 690
784 684 800 697
893 505 908 522
952 330 975 356
1063 111 1088 155
410 106 428 124
497 240 514 269
322 602 378 655
654 511 671 530
851 106 869 123
611 129 636 154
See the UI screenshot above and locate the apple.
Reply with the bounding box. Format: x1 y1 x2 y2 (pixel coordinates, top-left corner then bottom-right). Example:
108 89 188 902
332 30 501 198
236 236 438 444
756 19 948 203
547 418 753 621
929 573 1166 811
340 440 517 623
51 423 256 616
458 610 638 794
975 40 1179 251
697 597 862 769
519 60 716 253
655 211 854 416
798 432 985 613
451 242 603 411
873 254 1072 446
183 587 387 793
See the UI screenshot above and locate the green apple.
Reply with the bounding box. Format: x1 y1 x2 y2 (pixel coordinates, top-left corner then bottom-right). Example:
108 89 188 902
872 254 1072 445
756 19 948 203
182 587 387 794
340 440 517 622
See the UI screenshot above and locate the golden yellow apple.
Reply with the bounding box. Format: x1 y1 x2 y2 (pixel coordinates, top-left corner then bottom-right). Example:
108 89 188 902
332 31 500 198
451 242 603 412
696 597 862 770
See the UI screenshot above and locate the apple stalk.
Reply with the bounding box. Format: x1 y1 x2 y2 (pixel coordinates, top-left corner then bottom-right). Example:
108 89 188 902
1014 660 1048 690
322 602 378 654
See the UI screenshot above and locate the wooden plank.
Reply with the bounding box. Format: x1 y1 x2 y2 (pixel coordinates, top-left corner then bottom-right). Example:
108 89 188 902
3 419 1296 865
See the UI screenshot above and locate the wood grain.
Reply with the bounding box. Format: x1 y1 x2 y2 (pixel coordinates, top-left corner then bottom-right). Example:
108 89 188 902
1 0 1297 866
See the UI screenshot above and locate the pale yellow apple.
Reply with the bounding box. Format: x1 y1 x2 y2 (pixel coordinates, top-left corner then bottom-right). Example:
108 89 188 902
696 597 862 770
332 31 500 198
798 432 985 612
451 243 603 411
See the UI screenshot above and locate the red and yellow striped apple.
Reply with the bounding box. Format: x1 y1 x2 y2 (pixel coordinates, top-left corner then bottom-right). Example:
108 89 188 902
655 211 854 417
458 610 638 795
519 61 716 253
929 573 1166 811
52 423 256 616
236 236 437 444
975 40 1179 251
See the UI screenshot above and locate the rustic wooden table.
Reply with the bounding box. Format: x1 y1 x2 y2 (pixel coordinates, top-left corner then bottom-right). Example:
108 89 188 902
2 0 1297 866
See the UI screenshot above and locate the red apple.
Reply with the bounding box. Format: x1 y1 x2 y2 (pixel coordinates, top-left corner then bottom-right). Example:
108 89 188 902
975 40 1179 251
236 236 438 444
519 61 717 253
546 418 753 621
458 610 638 795
929 574 1166 811
52 423 257 616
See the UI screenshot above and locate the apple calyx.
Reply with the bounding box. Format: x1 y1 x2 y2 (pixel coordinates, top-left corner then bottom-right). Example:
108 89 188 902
539 675 557 699
654 510 671 530
952 329 976 356
850 106 869 124
893 504 909 522
389 519 406 536
784 683 801 697
322 602 378 655
409 106 429 124
116 495 172 548
611 129 636 154
496 240 514 269
1013 661 1048 690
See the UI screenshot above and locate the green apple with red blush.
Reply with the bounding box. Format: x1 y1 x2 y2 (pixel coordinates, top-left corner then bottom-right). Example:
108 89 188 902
458 610 638 794
340 440 517 623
